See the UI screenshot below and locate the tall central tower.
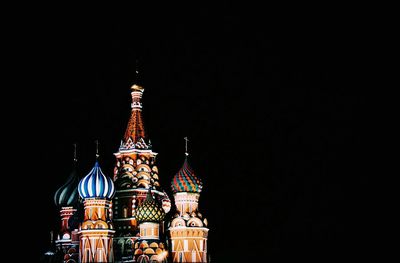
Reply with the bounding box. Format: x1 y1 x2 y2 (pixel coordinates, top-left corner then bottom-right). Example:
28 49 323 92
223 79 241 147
113 72 171 262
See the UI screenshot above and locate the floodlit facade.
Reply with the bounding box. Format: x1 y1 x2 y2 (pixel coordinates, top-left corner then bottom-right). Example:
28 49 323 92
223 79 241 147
47 75 209 263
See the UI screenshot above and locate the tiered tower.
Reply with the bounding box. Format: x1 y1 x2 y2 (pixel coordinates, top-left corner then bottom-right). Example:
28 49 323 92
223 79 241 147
53 144 80 261
133 188 168 262
43 67 212 263
113 71 171 262
78 150 116 263
169 139 209 262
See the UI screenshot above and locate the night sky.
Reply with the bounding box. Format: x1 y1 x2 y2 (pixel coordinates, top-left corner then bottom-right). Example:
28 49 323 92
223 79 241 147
37 11 369 261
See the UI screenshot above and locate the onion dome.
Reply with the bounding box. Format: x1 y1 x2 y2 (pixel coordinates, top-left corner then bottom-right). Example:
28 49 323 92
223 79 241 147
78 161 115 199
171 158 202 193
54 163 79 207
136 189 166 223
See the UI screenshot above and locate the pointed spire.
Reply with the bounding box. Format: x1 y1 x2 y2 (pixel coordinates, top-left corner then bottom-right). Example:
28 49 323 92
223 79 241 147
120 61 149 150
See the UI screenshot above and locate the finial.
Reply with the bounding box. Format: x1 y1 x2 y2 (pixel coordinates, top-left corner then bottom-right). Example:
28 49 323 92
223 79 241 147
95 140 99 159
131 59 144 92
134 59 141 86
184 137 189 156
73 143 77 162
135 59 139 77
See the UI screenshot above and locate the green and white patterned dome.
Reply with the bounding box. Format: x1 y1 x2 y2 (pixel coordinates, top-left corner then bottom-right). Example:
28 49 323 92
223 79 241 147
136 189 166 223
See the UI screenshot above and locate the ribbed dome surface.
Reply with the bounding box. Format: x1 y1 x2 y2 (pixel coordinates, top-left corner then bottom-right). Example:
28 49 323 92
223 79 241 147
171 158 202 193
54 164 79 207
78 161 115 199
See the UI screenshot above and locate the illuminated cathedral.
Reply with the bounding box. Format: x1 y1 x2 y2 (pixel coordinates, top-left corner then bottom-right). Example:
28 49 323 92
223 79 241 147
45 74 209 263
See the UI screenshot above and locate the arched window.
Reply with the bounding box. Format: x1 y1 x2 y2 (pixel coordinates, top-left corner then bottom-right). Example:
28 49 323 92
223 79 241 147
123 206 128 218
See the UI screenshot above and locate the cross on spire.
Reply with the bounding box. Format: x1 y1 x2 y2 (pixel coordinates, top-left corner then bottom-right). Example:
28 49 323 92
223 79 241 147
184 137 189 156
95 140 99 159
50 231 53 244
134 59 140 85
73 143 77 162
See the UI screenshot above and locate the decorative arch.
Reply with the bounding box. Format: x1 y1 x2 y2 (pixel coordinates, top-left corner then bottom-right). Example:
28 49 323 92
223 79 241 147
144 248 155 255
137 180 149 189
150 242 159 248
120 171 134 179
117 177 132 189
94 221 108 229
122 164 134 172
137 164 150 172
187 217 203 227
137 171 150 180
81 221 94 230
140 242 149 249
171 218 186 227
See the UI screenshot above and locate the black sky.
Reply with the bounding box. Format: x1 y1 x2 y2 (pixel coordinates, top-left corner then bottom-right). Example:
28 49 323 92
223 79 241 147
36 10 370 261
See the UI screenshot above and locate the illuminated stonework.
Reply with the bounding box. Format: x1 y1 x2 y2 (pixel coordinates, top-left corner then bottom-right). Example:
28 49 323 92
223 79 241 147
78 161 116 263
53 159 80 262
113 83 172 262
132 190 168 262
169 157 209 262
47 76 210 263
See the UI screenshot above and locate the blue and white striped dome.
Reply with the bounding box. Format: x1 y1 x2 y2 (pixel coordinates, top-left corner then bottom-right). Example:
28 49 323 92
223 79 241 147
78 161 115 199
